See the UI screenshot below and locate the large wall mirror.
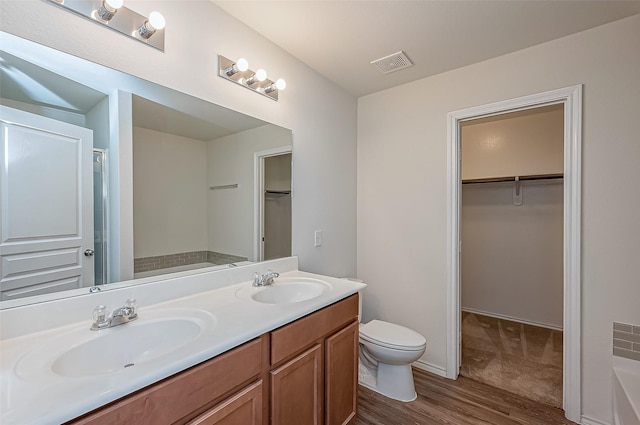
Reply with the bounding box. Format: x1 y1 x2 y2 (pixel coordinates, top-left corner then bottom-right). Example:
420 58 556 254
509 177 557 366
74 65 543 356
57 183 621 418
0 32 293 307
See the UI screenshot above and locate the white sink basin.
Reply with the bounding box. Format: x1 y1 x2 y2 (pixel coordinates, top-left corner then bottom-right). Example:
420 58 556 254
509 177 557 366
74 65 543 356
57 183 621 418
15 308 216 379
236 277 331 304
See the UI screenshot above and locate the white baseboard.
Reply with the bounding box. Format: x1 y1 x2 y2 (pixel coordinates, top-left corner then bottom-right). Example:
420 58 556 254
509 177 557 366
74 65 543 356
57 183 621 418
461 307 563 331
581 415 610 425
412 359 447 378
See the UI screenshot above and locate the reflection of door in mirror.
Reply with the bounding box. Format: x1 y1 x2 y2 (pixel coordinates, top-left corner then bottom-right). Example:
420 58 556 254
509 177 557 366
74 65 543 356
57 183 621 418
0 105 95 301
263 153 292 261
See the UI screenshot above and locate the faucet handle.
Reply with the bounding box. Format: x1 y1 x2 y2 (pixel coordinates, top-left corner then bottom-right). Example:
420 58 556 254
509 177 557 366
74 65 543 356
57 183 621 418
124 298 137 314
266 269 279 278
93 305 108 322
253 272 263 286
123 298 138 319
91 305 109 330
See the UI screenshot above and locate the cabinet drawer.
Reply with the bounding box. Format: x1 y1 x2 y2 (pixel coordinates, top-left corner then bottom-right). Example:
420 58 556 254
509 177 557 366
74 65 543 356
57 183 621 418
271 294 358 366
67 337 264 425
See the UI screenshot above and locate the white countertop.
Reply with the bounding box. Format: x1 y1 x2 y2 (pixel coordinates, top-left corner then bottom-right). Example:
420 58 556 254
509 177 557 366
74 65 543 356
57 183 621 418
0 267 365 425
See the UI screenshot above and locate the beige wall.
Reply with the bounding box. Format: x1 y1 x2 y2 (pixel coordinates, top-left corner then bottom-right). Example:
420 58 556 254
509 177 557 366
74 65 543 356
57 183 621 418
0 0 357 278
461 104 564 180
133 127 208 258
461 182 564 329
358 15 640 424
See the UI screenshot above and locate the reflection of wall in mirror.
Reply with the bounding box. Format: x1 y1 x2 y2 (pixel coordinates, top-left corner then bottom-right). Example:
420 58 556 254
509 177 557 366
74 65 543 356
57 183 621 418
133 124 292 268
133 127 208 258
208 124 292 261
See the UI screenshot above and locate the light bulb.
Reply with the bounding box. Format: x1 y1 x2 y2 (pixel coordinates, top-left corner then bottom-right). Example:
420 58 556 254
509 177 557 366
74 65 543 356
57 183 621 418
148 11 165 30
275 78 286 90
95 0 123 21
236 58 249 72
255 69 267 82
105 0 123 9
137 11 165 39
265 78 287 94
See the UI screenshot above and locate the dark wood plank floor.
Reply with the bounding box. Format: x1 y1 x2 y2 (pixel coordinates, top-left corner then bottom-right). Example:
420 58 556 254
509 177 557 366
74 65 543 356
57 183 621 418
350 368 577 425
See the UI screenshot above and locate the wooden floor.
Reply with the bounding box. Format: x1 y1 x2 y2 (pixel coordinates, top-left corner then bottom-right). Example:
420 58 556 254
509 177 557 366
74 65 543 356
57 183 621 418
350 368 576 425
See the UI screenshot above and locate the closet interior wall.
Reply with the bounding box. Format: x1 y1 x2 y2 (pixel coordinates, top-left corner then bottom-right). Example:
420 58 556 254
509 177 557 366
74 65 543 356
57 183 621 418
460 104 564 329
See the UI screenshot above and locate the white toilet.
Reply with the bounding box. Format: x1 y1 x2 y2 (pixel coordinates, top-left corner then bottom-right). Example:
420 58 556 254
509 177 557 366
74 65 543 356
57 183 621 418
357 292 427 402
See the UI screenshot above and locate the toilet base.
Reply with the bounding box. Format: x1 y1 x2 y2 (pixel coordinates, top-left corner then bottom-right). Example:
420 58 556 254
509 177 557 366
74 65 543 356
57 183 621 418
358 362 417 402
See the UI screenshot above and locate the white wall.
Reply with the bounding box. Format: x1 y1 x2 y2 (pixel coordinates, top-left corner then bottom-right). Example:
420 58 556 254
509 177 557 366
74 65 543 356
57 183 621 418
358 14 640 424
133 127 208 258
207 124 291 260
0 0 357 279
461 104 564 180
461 182 564 329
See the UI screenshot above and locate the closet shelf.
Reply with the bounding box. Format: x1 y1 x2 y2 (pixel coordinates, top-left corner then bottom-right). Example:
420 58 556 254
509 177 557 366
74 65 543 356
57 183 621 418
462 173 563 184
209 184 238 190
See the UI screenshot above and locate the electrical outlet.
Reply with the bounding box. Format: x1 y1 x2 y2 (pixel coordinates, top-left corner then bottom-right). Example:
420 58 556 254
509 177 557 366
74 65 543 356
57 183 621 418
314 230 322 247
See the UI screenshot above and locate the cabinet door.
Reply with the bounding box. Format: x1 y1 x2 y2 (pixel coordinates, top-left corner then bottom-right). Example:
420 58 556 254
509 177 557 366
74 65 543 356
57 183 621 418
325 321 358 425
188 381 262 425
271 344 323 425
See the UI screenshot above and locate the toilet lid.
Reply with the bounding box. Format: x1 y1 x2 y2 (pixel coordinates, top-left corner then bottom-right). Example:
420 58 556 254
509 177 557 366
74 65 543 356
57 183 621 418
360 320 427 350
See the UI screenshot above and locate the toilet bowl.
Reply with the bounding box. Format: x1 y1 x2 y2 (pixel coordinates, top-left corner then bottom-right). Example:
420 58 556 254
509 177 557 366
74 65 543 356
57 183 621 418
358 319 426 402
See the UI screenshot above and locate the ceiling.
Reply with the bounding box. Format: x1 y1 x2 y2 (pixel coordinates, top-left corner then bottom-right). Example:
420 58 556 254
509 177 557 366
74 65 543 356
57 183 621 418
0 51 105 114
214 0 640 97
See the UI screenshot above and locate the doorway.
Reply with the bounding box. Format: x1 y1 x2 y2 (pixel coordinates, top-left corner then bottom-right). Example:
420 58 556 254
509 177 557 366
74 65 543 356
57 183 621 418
254 147 292 261
446 85 582 422
459 105 564 407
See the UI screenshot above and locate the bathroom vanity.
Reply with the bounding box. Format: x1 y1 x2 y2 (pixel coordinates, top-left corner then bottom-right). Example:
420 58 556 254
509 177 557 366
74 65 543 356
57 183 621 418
68 295 358 425
0 258 365 425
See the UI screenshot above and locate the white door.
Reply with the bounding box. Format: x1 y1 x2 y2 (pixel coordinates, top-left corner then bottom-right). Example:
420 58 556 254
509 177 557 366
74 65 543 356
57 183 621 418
0 105 94 301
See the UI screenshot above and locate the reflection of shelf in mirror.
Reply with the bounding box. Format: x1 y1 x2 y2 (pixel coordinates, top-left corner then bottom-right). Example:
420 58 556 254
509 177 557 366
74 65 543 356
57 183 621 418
210 184 238 190
462 173 563 184
265 189 291 197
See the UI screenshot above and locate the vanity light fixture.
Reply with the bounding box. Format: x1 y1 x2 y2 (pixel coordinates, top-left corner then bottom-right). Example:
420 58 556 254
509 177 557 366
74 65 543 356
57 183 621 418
45 0 166 51
218 55 286 101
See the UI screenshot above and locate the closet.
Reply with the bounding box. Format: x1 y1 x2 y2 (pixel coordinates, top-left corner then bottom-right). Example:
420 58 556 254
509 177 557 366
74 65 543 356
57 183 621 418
263 153 292 260
459 104 564 408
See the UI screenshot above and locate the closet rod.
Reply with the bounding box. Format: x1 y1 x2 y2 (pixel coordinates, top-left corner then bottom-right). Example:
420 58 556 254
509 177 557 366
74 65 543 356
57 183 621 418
462 173 563 184
265 190 291 195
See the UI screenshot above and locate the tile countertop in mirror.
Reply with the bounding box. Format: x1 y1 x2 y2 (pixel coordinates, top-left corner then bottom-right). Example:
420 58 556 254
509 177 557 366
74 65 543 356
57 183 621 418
0 266 365 425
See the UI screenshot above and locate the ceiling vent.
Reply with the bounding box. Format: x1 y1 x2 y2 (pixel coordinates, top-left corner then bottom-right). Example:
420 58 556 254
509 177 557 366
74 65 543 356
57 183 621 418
370 51 413 74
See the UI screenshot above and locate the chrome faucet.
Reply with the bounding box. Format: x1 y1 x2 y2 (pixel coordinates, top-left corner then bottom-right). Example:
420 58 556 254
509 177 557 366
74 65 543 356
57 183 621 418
252 270 280 287
91 299 138 330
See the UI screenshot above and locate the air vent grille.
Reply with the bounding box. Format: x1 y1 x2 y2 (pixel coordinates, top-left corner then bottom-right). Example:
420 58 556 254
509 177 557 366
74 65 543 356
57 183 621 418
370 51 413 74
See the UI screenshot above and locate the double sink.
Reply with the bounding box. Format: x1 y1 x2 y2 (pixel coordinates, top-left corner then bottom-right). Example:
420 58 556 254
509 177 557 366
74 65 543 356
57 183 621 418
15 277 332 379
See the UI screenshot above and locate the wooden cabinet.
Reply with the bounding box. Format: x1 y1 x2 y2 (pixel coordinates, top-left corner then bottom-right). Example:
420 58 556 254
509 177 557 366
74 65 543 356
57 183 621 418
270 295 359 425
325 321 359 425
270 344 323 425
65 294 358 425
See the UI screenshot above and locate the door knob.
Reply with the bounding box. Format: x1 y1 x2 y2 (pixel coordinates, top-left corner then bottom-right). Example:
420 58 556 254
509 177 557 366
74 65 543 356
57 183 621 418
84 249 95 257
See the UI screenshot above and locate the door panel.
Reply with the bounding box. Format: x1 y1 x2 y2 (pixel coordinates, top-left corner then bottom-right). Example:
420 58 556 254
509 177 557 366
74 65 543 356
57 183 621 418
0 105 94 300
270 344 322 425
